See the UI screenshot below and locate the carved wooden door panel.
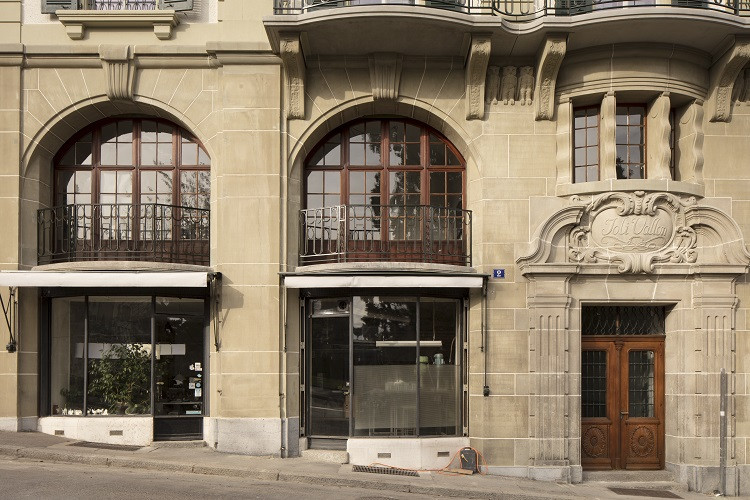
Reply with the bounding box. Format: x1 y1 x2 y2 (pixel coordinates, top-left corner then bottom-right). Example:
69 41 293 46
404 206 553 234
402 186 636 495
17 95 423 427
620 341 664 470
582 340 618 469
582 338 664 470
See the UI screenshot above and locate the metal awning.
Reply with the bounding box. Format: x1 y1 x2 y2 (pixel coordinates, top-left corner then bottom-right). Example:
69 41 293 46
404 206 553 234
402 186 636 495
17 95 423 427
0 271 212 288
283 274 485 289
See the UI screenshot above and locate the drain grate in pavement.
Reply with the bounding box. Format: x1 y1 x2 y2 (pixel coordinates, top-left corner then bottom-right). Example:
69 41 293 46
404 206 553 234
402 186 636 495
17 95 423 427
352 465 419 477
68 441 142 452
608 487 682 498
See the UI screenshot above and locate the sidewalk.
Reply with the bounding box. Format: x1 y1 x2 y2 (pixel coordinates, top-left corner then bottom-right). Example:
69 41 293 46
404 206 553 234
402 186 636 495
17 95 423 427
0 431 704 499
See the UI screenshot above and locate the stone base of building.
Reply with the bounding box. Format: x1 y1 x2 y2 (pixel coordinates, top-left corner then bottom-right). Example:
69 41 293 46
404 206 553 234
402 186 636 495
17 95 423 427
484 465 583 483
667 462 745 496
0 417 37 432
347 437 469 470
203 417 299 457
37 416 152 446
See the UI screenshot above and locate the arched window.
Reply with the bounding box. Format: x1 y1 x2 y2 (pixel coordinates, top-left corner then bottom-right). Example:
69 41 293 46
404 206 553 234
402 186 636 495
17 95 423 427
305 119 465 211
55 118 210 210
43 118 210 265
301 119 470 265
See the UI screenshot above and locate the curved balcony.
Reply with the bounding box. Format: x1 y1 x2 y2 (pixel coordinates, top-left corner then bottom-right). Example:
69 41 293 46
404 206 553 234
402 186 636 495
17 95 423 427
37 203 210 266
274 0 750 18
299 204 472 266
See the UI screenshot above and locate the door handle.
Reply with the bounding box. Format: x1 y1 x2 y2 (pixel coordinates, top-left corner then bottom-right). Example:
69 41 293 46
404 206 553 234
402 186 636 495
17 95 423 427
620 411 629 420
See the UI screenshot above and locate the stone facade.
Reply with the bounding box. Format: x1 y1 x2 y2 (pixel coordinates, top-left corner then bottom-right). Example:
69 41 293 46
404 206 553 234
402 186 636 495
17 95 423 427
0 0 749 496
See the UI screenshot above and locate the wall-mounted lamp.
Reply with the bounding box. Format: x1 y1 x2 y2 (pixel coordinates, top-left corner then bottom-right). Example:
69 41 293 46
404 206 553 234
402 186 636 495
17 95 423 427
2 287 17 353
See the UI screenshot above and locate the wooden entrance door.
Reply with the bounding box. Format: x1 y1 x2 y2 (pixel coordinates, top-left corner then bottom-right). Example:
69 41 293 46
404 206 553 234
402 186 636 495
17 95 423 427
581 338 664 470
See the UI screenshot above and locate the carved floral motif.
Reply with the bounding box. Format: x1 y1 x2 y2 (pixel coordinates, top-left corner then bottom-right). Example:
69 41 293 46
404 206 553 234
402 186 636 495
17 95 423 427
569 191 698 273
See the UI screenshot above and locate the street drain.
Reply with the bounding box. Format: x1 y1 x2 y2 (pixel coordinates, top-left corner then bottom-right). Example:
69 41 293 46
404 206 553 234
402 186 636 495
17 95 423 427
352 465 419 477
608 487 682 498
68 441 142 452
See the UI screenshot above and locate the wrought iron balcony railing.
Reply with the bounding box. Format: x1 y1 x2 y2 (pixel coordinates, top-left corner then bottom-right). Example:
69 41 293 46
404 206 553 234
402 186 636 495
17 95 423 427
274 0 750 18
38 203 210 266
299 204 472 266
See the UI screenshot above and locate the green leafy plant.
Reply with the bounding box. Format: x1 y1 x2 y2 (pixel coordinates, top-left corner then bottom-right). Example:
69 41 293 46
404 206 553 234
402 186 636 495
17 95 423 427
88 343 151 415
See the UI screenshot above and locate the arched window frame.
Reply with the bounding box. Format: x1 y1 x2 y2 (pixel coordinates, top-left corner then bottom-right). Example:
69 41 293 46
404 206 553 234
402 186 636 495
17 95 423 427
53 117 210 211
303 118 466 211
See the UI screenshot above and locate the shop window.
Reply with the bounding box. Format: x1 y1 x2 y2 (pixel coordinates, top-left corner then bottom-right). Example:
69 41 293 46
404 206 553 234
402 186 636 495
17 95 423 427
615 105 646 179
573 106 600 183
47 295 205 417
307 295 462 438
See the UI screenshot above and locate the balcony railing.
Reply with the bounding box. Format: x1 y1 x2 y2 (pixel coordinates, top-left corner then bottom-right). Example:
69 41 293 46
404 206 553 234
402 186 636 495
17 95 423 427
38 203 210 266
274 0 750 18
299 204 472 266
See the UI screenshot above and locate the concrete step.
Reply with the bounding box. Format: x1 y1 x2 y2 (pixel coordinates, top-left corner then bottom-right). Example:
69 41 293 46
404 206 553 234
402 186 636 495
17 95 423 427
582 469 688 493
300 448 349 464
150 440 207 449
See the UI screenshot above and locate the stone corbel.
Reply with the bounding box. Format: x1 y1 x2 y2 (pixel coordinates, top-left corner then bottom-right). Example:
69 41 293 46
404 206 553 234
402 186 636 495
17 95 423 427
369 53 402 101
534 34 567 121
279 32 306 120
465 33 492 120
99 44 135 101
707 36 750 122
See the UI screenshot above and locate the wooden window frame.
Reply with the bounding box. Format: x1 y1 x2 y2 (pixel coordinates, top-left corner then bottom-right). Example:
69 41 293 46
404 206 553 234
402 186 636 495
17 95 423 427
572 106 600 183
615 104 647 180
54 118 210 210
303 118 466 210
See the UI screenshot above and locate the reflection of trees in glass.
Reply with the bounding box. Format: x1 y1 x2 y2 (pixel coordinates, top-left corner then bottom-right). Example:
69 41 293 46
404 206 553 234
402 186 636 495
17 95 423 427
88 344 151 415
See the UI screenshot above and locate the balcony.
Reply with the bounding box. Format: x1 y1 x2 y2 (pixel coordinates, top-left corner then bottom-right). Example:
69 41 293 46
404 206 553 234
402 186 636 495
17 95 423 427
274 0 750 17
299 204 472 266
37 203 210 266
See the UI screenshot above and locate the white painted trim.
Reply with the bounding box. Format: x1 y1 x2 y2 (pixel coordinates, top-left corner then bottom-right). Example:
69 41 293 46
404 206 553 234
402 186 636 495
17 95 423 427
283 275 483 289
0 271 209 288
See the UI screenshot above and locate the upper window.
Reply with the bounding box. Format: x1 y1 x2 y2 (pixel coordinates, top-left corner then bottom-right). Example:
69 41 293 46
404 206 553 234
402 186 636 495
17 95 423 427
573 106 600 183
55 118 209 211
304 119 465 211
615 105 646 180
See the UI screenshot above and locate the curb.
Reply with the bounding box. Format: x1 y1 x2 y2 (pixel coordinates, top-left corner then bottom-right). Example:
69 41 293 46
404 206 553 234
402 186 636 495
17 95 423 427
0 445 561 500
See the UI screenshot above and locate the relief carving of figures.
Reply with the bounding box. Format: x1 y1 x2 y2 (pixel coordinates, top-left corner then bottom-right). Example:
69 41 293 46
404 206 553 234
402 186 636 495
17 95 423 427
518 66 534 105
485 66 500 105
568 191 698 273
500 66 517 105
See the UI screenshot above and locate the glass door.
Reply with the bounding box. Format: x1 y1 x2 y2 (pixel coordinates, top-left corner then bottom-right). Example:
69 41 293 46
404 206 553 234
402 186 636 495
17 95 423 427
153 297 206 440
308 298 351 437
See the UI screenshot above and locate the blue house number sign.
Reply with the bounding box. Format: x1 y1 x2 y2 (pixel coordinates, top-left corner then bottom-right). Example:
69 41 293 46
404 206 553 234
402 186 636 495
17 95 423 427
493 269 505 279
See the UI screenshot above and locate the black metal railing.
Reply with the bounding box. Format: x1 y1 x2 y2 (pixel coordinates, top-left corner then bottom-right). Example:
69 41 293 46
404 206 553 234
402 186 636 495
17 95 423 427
299 204 472 265
273 0 750 18
38 203 210 265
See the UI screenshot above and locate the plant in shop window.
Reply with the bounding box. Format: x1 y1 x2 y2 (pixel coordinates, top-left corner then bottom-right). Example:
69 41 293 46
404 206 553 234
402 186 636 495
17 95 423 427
88 344 151 415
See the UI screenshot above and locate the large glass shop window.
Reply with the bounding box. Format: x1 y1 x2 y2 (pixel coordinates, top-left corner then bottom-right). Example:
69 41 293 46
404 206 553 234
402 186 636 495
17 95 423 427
308 295 461 438
48 295 205 417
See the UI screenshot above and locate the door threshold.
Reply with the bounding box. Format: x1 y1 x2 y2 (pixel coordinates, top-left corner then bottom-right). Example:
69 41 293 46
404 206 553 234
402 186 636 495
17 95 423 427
583 469 673 483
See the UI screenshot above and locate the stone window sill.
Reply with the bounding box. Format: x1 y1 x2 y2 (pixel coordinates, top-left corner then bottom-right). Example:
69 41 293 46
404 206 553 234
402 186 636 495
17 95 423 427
56 10 179 40
556 179 704 198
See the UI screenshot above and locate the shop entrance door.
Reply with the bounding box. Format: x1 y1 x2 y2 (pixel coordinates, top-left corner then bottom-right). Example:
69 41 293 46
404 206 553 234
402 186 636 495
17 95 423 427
581 338 664 470
307 298 351 440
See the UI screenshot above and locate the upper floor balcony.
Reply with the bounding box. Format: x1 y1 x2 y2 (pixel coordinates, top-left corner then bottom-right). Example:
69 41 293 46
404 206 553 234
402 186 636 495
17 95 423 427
274 0 750 18
37 203 210 266
266 0 750 58
299 204 472 266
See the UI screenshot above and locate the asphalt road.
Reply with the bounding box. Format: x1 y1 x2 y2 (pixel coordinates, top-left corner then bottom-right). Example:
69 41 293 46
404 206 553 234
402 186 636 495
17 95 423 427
0 458 445 500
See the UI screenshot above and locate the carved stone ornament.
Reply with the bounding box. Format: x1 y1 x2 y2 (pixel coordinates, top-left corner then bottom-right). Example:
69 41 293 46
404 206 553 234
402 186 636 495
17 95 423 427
279 32 306 120
465 34 492 120
534 34 566 121
569 191 697 273
99 45 135 101
369 53 402 101
708 37 750 122
518 191 750 276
